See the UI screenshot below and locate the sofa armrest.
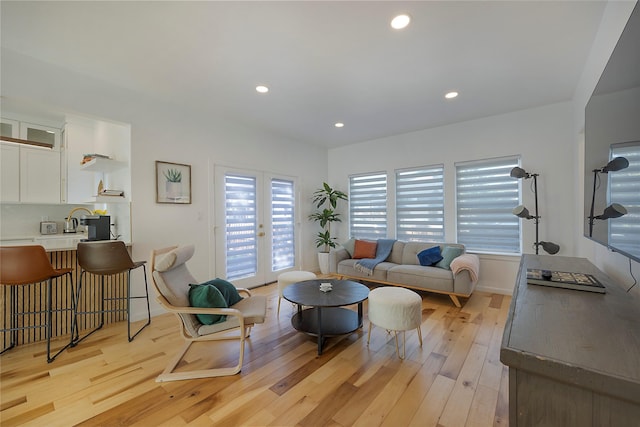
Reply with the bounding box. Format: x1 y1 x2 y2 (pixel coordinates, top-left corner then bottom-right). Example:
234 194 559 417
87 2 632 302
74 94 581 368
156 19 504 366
329 248 350 273
452 270 475 296
451 253 480 296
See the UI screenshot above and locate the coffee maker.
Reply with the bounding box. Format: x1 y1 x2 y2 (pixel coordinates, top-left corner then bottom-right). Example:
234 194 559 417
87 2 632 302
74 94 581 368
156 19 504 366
80 215 111 241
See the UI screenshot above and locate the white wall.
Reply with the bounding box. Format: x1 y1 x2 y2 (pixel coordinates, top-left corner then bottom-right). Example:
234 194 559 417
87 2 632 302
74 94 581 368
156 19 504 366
2 49 328 319
329 102 577 295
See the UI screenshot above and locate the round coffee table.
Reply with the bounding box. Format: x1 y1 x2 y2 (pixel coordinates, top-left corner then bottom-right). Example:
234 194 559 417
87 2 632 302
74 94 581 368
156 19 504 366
282 279 369 355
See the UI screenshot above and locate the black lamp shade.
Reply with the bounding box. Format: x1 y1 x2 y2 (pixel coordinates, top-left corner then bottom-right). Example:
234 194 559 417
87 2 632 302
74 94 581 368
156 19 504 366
510 167 529 179
602 157 630 173
513 205 532 219
596 203 627 220
539 241 560 255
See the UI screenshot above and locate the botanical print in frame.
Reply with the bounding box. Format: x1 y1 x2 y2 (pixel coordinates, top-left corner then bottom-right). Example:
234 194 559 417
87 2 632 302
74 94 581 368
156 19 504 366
156 161 191 204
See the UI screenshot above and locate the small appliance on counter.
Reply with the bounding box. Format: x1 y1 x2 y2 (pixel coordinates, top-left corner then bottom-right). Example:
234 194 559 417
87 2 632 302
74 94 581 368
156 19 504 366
40 221 58 235
63 217 78 233
80 215 111 241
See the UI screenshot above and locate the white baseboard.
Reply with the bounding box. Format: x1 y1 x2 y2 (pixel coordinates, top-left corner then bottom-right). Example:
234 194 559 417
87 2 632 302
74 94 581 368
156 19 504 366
476 283 513 296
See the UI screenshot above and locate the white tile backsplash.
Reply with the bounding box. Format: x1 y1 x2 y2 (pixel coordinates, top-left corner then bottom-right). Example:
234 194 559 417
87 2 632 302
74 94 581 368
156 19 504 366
0 203 130 241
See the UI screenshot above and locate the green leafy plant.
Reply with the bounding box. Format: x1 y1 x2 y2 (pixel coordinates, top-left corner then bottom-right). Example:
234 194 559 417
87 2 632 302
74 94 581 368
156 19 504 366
163 168 182 183
308 182 348 252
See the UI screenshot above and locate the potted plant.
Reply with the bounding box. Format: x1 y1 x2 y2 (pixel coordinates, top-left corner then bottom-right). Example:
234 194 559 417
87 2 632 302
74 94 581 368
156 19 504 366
163 168 182 200
308 182 348 273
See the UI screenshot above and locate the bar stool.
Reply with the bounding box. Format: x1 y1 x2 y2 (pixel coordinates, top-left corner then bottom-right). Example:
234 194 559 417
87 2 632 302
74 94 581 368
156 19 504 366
72 241 151 345
0 245 73 362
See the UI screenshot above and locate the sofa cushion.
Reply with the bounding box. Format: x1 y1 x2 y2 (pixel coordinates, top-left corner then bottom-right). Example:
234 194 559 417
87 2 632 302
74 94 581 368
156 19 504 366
388 265 454 293
388 241 406 264
353 239 377 259
402 242 439 265
337 259 395 282
417 246 443 266
436 246 465 270
341 238 356 257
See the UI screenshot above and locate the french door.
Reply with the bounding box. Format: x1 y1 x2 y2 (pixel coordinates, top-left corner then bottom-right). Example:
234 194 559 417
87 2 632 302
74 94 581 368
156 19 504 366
214 166 298 288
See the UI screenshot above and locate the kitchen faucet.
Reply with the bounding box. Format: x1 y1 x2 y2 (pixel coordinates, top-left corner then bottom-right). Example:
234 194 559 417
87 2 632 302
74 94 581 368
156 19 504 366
66 207 93 222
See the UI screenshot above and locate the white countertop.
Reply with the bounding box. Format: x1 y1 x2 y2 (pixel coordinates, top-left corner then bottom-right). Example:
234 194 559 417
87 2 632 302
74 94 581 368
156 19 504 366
0 233 129 251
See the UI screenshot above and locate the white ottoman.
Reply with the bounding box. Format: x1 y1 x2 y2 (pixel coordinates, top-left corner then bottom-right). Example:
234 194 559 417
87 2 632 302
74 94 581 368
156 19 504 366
277 271 317 315
367 287 423 359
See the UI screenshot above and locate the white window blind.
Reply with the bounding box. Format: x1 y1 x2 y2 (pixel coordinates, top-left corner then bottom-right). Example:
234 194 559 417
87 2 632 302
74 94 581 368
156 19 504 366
224 174 257 280
456 157 520 253
609 141 640 256
271 178 295 271
349 172 387 240
395 165 444 242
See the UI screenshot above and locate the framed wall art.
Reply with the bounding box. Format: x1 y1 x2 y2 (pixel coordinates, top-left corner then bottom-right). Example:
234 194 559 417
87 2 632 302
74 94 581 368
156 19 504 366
156 161 191 204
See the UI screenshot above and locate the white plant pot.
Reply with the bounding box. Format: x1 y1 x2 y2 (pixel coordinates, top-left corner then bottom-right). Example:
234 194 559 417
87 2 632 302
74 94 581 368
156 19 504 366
166 181 182 200
317 252 330 275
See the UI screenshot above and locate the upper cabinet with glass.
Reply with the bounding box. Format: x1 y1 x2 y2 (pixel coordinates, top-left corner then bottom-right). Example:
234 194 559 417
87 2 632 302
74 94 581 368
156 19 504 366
1 117 61 149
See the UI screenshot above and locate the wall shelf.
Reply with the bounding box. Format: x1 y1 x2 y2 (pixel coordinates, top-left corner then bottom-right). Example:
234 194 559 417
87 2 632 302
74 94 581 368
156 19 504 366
80 157 127 172
85 195 129 204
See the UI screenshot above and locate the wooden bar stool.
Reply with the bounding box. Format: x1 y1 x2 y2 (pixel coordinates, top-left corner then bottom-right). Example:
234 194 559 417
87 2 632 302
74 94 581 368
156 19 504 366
0 245 73 362
72 241 151 345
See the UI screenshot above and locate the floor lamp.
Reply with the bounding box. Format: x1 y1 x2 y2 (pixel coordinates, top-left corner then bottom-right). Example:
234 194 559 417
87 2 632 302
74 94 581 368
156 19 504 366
511 167 560 255
588 157 629 237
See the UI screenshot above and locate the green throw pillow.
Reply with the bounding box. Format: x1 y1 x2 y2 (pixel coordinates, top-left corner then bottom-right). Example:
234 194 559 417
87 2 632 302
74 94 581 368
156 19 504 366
188 283 228 325
436 246 464 270
209 278 243 306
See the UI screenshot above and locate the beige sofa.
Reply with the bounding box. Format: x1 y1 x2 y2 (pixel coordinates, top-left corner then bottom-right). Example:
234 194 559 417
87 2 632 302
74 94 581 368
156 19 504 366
329 241 479 307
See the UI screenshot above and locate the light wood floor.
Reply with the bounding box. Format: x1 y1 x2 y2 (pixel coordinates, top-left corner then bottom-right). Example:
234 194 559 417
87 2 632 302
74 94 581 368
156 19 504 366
1 282 511 427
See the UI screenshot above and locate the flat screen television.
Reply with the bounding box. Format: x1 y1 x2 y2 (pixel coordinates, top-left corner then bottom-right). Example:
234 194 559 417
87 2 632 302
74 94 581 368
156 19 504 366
584 1 640 263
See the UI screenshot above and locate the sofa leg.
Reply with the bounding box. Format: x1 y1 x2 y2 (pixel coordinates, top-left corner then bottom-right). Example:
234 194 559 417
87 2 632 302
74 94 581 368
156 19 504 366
449 294 462 308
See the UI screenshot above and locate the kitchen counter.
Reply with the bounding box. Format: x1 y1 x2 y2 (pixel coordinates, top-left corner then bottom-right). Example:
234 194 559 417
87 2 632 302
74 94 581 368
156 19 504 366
0 234 130 251
1 234 133 349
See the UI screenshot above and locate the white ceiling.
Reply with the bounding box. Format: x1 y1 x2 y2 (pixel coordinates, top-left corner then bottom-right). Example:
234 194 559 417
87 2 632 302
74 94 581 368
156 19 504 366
1 1 608 148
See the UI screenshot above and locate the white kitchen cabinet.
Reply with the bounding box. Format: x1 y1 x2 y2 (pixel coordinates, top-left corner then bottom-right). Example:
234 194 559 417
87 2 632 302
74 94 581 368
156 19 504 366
1 118 20 139
19 122 60 148
0 143 20 202
20 146 61 203
0 142 61 203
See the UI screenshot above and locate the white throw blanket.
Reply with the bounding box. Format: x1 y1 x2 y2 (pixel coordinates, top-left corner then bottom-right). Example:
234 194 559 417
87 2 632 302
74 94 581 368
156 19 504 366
450 253 480 283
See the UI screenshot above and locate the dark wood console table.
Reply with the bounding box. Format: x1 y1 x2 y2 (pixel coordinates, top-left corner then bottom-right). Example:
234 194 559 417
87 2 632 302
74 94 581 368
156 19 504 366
501 255 640 426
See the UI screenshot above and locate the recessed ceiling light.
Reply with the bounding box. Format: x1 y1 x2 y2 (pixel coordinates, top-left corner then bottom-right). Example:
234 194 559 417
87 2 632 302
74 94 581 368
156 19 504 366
335 122 344 128
445 91 459 99
256 85 269 93
391 14 411 30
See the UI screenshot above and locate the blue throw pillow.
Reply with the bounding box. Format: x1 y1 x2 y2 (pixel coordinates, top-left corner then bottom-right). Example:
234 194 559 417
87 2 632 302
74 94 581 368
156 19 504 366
188 283 227 325
436 246 464 270
417 246 443 266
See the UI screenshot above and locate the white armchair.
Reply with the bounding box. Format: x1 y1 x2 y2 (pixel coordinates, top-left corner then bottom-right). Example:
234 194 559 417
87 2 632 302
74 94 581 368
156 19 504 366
150 245 266 381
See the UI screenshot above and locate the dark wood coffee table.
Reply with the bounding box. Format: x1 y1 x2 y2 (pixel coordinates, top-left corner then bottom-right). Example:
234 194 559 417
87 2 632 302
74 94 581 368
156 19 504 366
282 279 369 355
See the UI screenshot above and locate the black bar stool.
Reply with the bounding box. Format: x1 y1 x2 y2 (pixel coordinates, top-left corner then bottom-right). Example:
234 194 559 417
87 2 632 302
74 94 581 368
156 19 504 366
72 241 151 345
0 245 73 362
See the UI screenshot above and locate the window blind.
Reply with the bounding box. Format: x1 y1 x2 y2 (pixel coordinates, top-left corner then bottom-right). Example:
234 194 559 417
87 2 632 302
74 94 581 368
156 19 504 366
349 172 387 240
271 178 295 271
456 157 520 253
609 141 640 256
395 165 444 242
224 174 257 280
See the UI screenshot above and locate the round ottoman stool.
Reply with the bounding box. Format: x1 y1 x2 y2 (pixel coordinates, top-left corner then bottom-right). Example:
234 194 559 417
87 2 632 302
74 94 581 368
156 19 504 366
277 271 317 315
367 286 423 359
